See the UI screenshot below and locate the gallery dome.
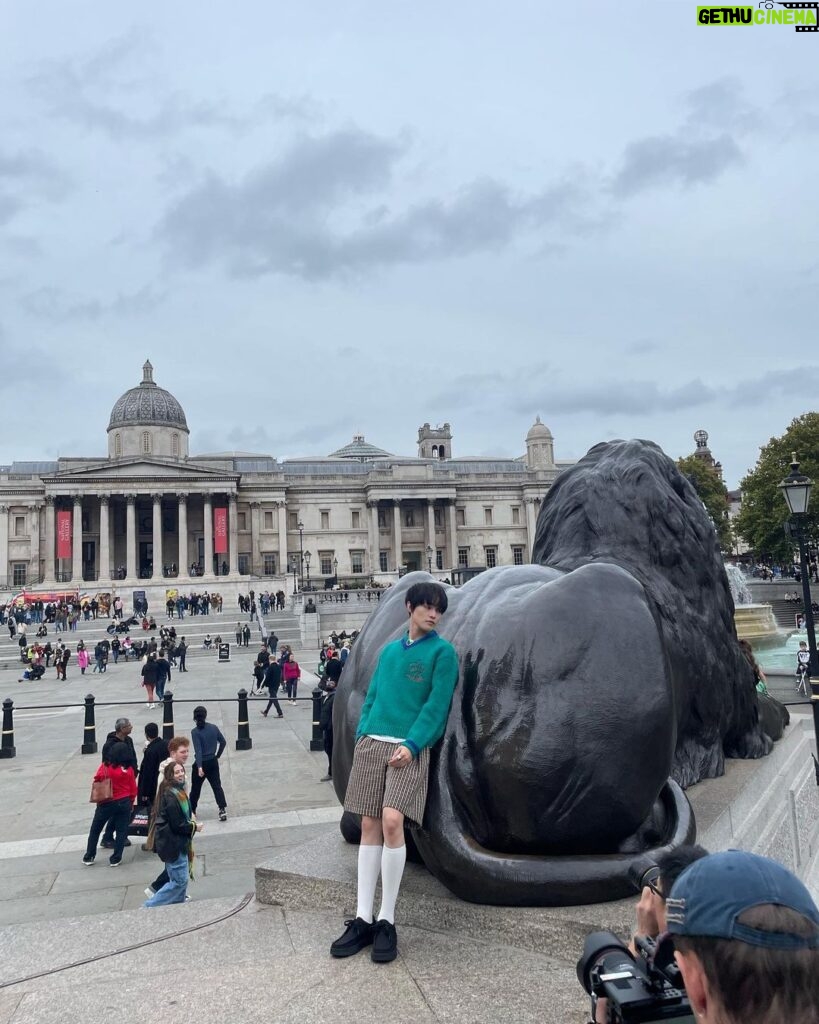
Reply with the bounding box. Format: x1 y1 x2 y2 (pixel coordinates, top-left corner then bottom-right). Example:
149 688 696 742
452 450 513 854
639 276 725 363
107 360 189 433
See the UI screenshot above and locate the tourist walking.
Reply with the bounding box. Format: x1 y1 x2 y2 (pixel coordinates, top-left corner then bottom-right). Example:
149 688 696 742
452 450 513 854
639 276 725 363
77 645 89 675
144 736 191 898
189 706 228 821
177 637 188 671
143 761 202 906
319 673 337 780
138 722 169 810
282 654 301 704
260 658 284 718
83 742 137 867
141 652 159 708
155 650 171 702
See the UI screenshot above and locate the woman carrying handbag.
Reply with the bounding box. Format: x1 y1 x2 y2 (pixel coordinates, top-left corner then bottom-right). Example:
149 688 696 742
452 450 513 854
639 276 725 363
82 742 137 866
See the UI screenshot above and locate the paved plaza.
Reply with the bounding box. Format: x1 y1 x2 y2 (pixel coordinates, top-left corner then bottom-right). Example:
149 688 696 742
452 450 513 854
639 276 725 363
0 610 814 1023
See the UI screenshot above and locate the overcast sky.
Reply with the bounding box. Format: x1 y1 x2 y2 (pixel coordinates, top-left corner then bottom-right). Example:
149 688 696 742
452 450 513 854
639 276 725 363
2 1 818 488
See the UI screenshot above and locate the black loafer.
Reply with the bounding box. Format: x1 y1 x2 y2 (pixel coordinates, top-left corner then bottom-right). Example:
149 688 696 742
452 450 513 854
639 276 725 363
371 919 398 963
330 917 375 958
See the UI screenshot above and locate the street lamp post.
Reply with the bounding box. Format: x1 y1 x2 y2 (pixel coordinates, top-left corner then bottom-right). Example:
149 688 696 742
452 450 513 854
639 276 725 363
333 556 338 584
290 556 298 593
426 545 433 573
779 453 819 784
305 550 311 590
297 520 304 591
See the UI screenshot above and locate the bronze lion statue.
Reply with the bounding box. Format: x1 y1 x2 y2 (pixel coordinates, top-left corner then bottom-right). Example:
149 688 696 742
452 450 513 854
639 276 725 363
332 440 783 906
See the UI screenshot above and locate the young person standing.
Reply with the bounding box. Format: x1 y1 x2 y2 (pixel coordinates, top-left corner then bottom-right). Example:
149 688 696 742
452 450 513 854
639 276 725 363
331 581 459 964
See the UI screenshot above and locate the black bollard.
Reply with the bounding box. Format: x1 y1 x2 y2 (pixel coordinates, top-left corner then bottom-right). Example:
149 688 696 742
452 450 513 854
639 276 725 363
0 698 16 759
310 686 323 751
81 694 98 755
236 688 252 750
162 690 174 742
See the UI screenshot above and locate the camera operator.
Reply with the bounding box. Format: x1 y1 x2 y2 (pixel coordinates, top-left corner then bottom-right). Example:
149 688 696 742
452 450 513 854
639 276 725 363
593 844 708 1023
668 849 819 1024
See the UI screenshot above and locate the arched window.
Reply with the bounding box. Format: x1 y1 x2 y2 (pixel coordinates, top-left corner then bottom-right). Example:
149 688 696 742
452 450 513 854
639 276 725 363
431 445 438 458
114 433 122 457
172 433 179 456
439 447 446 460
142 431 152 455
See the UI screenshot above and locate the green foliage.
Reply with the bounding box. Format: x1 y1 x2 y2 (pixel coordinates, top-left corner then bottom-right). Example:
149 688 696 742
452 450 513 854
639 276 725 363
677 455 732 549
735 413 819 562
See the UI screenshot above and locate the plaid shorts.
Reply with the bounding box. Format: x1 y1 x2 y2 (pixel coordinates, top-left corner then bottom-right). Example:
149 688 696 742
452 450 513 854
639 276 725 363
343 736 430 828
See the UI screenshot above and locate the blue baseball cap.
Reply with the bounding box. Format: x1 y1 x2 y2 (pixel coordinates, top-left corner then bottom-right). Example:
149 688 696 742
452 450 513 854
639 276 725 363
666 850 819 950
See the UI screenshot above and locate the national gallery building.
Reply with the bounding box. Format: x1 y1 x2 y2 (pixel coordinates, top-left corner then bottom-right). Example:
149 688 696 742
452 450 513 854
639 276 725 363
0 361 569 594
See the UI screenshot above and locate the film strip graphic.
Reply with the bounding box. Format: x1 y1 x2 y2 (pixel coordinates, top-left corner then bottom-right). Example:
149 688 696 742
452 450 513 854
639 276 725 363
778 2 819 31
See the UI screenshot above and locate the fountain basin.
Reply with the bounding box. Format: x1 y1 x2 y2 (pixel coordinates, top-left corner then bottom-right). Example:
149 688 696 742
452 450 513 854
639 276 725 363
733 603 781 643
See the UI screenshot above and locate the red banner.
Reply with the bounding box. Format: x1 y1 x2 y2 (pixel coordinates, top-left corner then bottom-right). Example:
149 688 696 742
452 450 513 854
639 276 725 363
57 510 72 559
214 507 227 554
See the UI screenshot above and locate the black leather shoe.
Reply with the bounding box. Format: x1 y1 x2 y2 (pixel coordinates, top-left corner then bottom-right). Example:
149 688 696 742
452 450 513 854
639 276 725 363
371 919 398 963
330 917 374 958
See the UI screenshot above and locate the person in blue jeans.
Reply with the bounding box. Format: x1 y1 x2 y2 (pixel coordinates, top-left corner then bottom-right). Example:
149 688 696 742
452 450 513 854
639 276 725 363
143 761 202 906
82 742 137 867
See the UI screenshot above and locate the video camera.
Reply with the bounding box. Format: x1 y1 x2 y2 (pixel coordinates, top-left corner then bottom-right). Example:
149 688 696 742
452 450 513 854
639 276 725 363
576 855 692 1023
576 931 693 1024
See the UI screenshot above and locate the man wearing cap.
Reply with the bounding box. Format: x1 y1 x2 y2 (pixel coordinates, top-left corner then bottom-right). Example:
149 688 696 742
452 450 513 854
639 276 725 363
666 849 819 1023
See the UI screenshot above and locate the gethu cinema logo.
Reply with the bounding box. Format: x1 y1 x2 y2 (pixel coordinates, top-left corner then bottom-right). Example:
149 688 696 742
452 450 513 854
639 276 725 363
697 4 818 25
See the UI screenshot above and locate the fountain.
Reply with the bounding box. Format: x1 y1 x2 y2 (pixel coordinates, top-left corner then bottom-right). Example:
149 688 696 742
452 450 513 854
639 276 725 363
725 564 781 642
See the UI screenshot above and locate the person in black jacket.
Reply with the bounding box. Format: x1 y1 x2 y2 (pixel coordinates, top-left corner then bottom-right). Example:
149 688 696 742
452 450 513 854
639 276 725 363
137 723 169 807
319 675 337 781
143 762 202 907
260 659 284 718
189 706 228 821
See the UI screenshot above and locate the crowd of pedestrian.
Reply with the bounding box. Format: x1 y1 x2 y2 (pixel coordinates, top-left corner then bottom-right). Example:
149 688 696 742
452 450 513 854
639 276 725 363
81 710 227 904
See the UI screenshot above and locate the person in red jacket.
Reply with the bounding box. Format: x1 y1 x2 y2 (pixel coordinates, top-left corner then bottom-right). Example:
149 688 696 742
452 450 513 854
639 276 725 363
282 654 301 704
82 742 137 866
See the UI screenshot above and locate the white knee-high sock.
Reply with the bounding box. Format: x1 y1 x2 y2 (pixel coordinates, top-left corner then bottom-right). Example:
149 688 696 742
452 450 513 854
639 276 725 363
377 844 406 924
356 844 382 923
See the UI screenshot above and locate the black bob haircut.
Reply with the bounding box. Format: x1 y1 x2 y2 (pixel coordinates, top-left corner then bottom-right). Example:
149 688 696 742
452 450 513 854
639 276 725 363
405 581 448 614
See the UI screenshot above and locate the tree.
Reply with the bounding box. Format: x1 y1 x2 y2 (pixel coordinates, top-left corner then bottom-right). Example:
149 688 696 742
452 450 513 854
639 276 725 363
734 412 819 563
676 455 732 549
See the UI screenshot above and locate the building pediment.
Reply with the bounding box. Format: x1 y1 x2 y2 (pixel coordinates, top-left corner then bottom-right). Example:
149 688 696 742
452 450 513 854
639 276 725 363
43 458 239 485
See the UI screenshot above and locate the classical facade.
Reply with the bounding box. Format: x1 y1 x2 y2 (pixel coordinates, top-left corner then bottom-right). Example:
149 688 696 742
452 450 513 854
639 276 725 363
0 362 570 593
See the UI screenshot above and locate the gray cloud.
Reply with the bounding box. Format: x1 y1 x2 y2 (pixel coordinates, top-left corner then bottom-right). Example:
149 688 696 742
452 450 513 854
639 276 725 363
434 366 819 419
194 415 356 456
0 148 69 226
21 285 166 322
157 126 598 280
609 77 758 199
28 31 317 142
610 133 743 198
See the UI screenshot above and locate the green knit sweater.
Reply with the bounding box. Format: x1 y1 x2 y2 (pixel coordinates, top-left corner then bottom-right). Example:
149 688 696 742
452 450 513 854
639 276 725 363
356 632 459 757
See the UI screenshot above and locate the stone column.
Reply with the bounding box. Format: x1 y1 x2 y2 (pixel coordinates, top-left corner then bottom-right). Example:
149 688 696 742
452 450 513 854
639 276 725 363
426 500 436 564
99 495 110 581
126 496 137 580
277 501 288 578
0 504 8 588
72 495 83 582
392 500 403 573
228 495 239 575
151 494 163 579
367 501 379 575
250 501 261 575
177 493 188 573
448 501 458 572
525 497 538 557
29 503 41 582
203 494 213 576
44 496 55 581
